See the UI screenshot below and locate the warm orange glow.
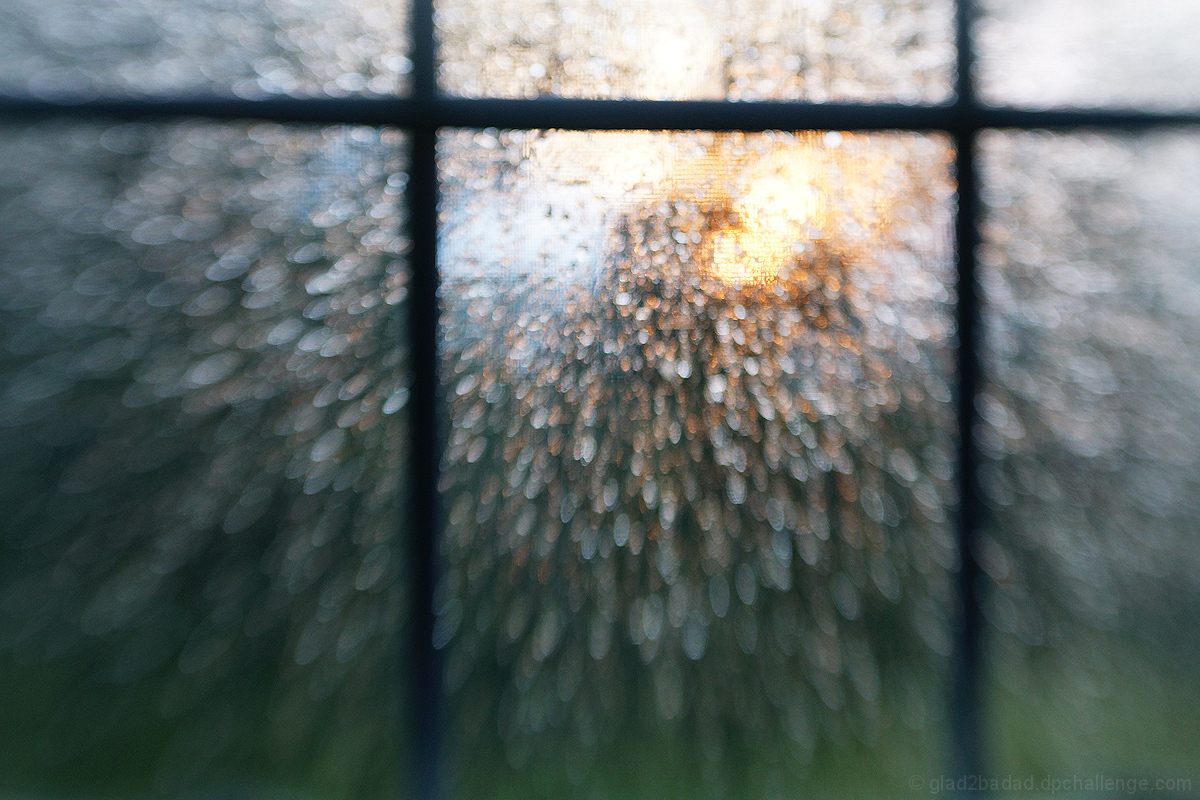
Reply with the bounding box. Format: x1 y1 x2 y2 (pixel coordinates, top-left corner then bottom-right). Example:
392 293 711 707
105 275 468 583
705 225 793 285
699 158 824 285
519 131 920 288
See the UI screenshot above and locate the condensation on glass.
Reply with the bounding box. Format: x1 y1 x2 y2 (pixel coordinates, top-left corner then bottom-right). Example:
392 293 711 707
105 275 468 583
436 129 958 797
975 0 1200 110
0 122 410 797
0 0 411 98
436 0 954 102
978 131 1200 776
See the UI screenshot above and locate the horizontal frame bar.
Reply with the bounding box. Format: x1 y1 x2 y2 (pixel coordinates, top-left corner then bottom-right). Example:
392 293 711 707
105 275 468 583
2 94 1199 132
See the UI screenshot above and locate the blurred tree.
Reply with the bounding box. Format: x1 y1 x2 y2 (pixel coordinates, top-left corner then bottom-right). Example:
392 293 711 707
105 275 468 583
437 131 958 798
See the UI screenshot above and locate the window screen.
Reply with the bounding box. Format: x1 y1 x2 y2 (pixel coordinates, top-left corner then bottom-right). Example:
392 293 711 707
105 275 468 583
0 1 1198 798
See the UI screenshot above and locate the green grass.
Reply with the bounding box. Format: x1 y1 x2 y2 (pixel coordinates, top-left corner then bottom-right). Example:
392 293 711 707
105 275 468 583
0 653 403 800
986 638 1200 790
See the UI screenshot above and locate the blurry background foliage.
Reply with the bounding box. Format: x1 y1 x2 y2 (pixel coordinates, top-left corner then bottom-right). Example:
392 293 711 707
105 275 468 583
435 0 954 101
0 121 411 798
977 131 1200 779
0 0 411 98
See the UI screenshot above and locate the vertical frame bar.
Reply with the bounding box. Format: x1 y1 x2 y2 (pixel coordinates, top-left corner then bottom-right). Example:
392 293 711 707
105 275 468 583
405 0 444 797
952 0 985 786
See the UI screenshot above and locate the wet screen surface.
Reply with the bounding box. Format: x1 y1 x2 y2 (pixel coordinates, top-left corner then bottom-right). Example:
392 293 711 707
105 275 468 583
0 0 411 98
436 0 954 102
978 130 1200 782
0 121 410 798
437 130 958 798
974 0 1200 110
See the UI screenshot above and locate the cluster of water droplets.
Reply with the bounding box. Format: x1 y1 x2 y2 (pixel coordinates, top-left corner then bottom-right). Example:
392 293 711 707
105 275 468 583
0 0 410 99
977 130 1200 758
437 130 958 793
0 120 409 794
437 0 953 102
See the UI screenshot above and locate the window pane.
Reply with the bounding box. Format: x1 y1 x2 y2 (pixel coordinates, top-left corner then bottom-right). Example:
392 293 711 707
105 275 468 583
978 130 1200 779
437 129 958 797
436 1 954 102
975 0 1200 110
0 0 411 98
0 121 410 797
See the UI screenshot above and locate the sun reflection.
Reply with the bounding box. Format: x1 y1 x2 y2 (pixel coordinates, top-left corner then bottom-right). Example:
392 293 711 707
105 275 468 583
695 160 825 285
518 130 914 289
704 224 794 285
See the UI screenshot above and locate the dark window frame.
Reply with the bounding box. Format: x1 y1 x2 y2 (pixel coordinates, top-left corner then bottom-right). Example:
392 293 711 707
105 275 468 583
2 0 1199 796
